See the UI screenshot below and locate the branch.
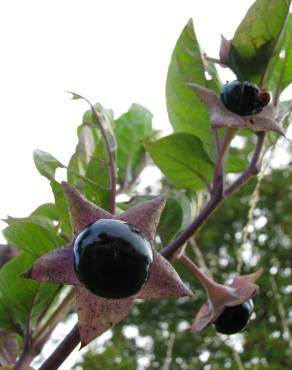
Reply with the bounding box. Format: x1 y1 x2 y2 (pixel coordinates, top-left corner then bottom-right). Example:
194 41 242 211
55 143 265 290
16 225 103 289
161 185 223 260
224 132 265 197
38 131 266 369
38 324 80 370
161 132 266 260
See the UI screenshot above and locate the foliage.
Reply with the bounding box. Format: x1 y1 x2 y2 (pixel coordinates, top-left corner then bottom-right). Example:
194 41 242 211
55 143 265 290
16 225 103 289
0 0 291 369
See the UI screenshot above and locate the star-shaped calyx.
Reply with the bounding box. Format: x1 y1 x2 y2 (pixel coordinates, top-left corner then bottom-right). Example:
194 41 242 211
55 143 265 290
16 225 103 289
181 255 262 334
22 182 192 346
188 83 285 135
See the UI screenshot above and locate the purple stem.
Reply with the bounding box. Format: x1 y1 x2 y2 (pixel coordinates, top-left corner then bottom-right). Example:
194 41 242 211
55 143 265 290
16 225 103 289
37 132 266 369
162 131 265 260
89 104 117 215
38 324 80 370
224 132 265 197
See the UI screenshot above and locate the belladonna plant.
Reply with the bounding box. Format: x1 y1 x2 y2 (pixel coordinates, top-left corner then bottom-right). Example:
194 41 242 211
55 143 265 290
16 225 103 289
1 1 291 369
22 182 193 347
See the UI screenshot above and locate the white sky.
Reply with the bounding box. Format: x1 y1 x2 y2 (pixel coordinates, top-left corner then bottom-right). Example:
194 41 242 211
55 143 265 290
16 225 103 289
0 0 256 232
0 1 291 368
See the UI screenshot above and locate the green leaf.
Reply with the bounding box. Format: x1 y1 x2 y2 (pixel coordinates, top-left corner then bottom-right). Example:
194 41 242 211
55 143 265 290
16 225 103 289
50 181 73 237
229 0 291 85
33 149 65 180
114 104 156 186
267 13 292 96
0 252 60 333
83 141 111 210
67 103 117 210
144 133 214 192
2 222 64 256
30 203 59 221
166 18 221 158
157 197 183 245
3 203 60 230
225 156 248 173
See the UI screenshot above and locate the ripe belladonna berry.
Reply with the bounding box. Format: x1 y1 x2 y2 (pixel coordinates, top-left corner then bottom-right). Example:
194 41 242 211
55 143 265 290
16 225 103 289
214 299 254 335
220 80 270 116
73 219 153 299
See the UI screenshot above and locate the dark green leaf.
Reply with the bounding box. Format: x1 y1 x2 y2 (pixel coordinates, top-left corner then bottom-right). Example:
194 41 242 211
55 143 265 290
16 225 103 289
0 252 60 334
114 104 156 186
166 18 221 159
2 222 64 256
157 197 183 245
144 133 214 192
33 149 64 180
229 0 291 84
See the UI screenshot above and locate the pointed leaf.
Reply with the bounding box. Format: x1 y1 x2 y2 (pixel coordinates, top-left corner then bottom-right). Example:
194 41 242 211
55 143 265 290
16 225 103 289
229 0 291 84
166 18 221 158
22 245 78 285
76 286 133 346
33 149 64 181
144 133 214 192
30 203 59 221
67 123 100 184
137 250 193 299
3 222 65 256
114 104 155 185
119 197 166 241
62 182 112 234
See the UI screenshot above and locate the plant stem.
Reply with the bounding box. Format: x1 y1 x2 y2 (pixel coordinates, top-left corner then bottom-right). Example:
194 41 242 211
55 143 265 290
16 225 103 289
161 185 223 260
38 324 80 370
162 132 265 260
224 132 265 197
37 132 266 369
14 350 35 370
89 104 117 215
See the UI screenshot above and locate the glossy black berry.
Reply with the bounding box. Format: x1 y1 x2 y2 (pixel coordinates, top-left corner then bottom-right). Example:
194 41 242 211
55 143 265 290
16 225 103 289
73 219 153 299
214 300 254 335
220 80 270 116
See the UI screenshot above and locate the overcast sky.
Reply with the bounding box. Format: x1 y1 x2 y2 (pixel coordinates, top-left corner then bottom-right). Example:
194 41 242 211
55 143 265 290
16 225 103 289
0 1 259 232
1 1 291 368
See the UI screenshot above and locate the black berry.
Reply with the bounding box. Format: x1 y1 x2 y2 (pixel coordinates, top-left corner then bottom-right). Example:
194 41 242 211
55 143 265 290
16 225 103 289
220 80 270 116
214 300 254 335
73 219 153 299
